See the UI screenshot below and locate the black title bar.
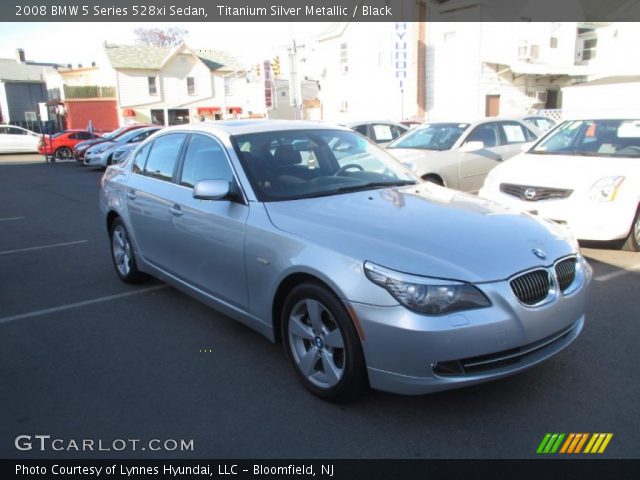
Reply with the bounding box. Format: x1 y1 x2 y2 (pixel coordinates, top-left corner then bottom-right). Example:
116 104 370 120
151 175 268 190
5 0 640 22
4 459 640 480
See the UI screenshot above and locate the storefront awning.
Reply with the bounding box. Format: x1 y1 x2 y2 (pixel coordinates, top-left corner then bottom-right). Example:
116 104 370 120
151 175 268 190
227 107 243 114
197 107 221 115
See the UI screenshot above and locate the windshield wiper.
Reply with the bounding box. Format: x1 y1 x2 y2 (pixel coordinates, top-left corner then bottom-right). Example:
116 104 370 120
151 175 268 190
336 180 417 193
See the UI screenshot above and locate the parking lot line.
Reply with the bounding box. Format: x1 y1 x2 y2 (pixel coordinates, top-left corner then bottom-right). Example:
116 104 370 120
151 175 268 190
0 239 87 256
0 216 25 222
0 285 168 324
594 263 640 282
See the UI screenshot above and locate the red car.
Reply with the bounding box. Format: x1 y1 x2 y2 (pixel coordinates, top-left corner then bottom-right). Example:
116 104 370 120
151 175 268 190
39 130 102 159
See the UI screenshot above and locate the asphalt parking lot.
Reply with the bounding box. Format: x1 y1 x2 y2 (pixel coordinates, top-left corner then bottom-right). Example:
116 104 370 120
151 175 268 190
1 153 638 459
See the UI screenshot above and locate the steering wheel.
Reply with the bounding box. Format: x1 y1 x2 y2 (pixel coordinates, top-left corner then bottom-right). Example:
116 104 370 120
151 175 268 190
334 163 364 176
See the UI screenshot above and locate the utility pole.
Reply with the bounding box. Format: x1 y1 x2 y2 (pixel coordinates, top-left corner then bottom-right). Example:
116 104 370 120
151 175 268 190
417 2 427 120
289 38 300 120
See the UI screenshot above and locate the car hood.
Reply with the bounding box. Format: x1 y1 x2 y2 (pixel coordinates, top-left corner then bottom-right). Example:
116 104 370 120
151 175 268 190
386 148 444 162
88 141 115 153
264 183 575 283
489 152 639 188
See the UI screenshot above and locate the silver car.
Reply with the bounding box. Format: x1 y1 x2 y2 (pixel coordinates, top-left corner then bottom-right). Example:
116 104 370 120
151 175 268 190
100 120 590 399
85 126 160 168
386 118 541 192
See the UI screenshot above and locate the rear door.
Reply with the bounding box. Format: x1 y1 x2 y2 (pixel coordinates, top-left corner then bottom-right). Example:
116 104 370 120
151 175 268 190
499 121 536 159
6 127 34 151
125 132 188 271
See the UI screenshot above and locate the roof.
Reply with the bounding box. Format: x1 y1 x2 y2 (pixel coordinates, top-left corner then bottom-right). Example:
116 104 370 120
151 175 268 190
160 119 348 137
103 43 243 72
0 59 50 82
565 75 640 87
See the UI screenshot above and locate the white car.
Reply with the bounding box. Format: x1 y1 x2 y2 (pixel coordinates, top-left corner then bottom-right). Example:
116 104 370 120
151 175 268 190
0 125 41 153
480 118 640 251
386 118 541 193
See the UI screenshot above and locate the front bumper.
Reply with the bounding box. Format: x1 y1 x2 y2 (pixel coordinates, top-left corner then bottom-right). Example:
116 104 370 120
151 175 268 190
84 152 107 167
348 257 590 395
479 186 636 242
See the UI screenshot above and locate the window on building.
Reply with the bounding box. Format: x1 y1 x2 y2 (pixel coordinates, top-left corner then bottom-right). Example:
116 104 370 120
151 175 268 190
550 37 558 48
339 100 348 112
148 76 158 95
187 77 196 95
340 43 348 74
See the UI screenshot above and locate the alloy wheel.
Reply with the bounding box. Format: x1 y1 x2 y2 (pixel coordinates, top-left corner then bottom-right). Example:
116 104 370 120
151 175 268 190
287 299 346 389
112 224 132 277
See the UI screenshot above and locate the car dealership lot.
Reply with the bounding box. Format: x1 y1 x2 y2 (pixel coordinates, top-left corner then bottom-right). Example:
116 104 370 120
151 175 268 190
0 155 638 459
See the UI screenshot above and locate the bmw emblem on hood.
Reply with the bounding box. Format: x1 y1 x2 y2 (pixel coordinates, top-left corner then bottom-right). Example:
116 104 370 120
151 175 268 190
532 248 547 260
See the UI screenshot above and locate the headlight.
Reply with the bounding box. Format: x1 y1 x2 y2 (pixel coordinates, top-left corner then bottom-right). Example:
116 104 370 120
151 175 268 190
113 150 125 159
364 261 491 315
588 176 625 202
96 145 110 153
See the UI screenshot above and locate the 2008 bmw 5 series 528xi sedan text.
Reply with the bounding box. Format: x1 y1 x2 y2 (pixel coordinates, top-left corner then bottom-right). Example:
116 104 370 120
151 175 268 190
99 120 592 400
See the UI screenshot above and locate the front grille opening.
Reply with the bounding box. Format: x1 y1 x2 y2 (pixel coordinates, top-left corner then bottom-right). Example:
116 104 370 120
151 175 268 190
510 269 551 305
500 183 573 202
555 258 577 292
433 325 574 377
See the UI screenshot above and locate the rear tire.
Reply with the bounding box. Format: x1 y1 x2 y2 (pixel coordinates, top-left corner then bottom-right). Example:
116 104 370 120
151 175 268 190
622 207 640 252
109 217 149 283
55 146 72 159
281 282 368 400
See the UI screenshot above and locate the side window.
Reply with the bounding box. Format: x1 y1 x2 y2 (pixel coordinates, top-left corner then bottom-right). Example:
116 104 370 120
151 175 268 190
0 127 6 135
353 124 368 137
8 127 26 135
524 126 538 142
465 124 499 148
371 124 395 143
391 125 406 139
143 133 186 182
130 130 154 143
132 142 152 174
499 121 528 144
180 134 234 188
68 133 80 140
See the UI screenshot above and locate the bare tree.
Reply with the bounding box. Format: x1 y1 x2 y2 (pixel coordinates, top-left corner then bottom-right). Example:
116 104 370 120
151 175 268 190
133 27 188 47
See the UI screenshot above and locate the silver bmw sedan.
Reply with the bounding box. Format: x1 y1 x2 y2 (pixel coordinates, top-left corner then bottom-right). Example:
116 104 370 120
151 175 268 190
100 120 591 400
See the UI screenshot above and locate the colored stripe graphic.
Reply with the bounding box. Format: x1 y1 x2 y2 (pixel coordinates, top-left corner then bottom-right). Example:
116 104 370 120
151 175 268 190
585 433 614 454
538 433 613 454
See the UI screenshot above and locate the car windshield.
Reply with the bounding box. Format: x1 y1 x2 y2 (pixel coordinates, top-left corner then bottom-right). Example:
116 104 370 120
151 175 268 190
233 129 418 202
531 119 640 157
387 123 469 151
103 127 127 140
116 128 153 143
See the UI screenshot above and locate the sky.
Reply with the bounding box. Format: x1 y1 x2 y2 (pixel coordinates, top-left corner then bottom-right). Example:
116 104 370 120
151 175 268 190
0 22 331 67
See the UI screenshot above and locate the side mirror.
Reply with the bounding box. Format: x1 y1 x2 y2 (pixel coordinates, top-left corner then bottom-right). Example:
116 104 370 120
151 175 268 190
458 141 485 153
193 179 230 200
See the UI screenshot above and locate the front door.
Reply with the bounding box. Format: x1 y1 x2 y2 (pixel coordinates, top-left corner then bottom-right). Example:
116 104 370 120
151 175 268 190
458 122 510 193
169 133 249 308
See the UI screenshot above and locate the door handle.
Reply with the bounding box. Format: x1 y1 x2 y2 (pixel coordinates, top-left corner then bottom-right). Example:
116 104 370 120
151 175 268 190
127 191 137 200
169 205 183 217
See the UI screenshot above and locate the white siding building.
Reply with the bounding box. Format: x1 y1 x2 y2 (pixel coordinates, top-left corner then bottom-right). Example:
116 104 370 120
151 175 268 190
104 43 256 126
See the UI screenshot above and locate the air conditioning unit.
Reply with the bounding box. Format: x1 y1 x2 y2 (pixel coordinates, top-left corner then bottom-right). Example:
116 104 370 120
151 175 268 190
518 44 540 62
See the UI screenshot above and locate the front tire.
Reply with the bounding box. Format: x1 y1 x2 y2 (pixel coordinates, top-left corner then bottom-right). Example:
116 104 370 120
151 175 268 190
622 207 640 252
281 282 368 400
109 218 149 283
